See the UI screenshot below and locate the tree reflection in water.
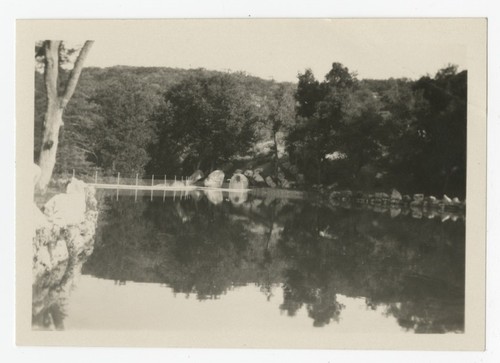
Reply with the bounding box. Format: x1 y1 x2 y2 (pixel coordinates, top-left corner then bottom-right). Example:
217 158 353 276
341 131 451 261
77 189 464 333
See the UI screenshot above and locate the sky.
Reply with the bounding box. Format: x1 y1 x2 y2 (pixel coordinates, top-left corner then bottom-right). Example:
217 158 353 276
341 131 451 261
74 19 475 83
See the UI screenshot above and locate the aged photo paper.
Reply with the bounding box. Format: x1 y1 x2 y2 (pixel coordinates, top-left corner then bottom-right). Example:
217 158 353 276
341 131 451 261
16 18 486 350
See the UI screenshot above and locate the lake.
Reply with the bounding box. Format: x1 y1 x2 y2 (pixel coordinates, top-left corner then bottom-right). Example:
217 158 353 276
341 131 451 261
32 188 465 334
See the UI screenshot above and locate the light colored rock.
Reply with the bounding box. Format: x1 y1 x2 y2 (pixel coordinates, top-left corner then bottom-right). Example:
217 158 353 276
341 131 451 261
229 173 249 190
391 189 402 200
265 176 277 188
44 178 86 227
66 178 86 194
253 172 265 184
187 170 204 185
443 194 453 204
204 170 225 188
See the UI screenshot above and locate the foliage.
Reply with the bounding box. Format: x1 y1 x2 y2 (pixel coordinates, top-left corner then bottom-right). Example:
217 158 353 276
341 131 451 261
34 62 467 197
287 62 467 197
148 72 259 175
90 75 161 175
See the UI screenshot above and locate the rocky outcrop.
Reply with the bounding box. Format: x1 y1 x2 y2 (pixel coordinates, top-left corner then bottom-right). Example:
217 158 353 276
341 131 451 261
33 180 98 287
32 179 99 330
204 170 225 188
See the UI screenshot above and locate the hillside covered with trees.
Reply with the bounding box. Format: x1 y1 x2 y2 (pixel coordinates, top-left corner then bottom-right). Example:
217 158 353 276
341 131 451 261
34 62 467 198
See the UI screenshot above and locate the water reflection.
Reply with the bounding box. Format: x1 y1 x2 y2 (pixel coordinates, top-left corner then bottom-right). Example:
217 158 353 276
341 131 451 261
33 189 465 333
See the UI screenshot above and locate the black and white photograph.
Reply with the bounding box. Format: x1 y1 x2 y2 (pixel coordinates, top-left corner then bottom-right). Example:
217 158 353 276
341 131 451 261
14 18 487 351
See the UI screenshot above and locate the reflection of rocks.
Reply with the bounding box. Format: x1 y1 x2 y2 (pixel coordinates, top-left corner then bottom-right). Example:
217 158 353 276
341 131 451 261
175 202 191 223
204 190 223 205
204 170 225 188
32 179 98 330
327 189 465 221
228 191 248 205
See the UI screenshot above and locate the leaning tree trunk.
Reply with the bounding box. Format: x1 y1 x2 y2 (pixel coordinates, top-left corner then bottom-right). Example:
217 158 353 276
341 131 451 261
36 40 94 193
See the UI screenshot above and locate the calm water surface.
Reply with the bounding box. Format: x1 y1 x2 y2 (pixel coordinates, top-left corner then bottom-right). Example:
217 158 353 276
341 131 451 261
33 188 465 334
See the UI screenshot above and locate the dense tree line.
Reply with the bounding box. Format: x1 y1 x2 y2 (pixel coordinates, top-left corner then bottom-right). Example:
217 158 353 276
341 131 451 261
288 63 466 198
34 61 467 197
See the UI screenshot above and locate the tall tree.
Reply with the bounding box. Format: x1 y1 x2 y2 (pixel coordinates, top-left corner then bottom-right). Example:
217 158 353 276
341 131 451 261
287 63 358 184
261 83 295 174
36 40 94 192
90 75 160 175
149 72 257 175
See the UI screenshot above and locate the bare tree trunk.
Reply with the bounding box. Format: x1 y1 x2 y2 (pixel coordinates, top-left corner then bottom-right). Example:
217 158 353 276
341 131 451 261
36 40 94 193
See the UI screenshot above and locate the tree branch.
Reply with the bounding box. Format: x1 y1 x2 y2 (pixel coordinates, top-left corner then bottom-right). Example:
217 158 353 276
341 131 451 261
60 40 94 108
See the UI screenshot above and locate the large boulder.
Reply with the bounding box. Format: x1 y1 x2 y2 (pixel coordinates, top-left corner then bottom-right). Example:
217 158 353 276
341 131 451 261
253 172 265 184
204 170 225 188
44 178 86 227
187 170 204 185
229 173 249 190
